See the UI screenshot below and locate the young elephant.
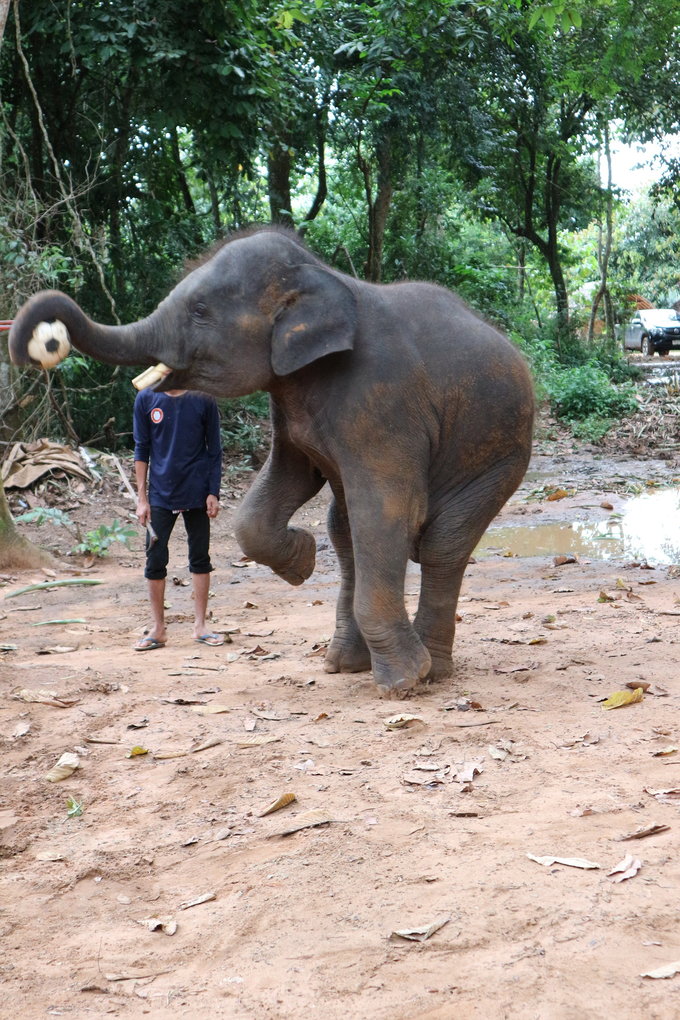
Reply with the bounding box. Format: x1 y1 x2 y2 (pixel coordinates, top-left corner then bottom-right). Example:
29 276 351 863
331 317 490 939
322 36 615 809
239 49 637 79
9 226 534 695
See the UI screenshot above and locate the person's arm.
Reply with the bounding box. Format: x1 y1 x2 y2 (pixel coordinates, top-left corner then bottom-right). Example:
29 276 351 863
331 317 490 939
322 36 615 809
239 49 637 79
134 459 151 525
205 399 223 517
133 393 151 525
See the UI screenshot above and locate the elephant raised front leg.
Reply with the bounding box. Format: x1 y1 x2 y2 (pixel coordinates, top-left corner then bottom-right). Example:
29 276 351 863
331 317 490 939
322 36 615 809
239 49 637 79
324 492 371 674
234 439 325 585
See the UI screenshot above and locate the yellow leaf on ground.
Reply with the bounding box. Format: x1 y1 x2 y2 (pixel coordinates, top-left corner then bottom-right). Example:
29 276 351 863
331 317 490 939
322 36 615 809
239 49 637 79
602 688 644 710
258 792 297 817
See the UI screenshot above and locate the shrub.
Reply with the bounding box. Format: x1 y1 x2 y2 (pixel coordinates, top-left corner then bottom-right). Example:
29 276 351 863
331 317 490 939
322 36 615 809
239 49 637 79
546 363 638 422
219 393 269 460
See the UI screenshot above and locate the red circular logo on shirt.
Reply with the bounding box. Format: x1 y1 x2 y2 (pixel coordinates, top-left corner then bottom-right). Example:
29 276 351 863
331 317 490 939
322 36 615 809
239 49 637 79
150 407 164 424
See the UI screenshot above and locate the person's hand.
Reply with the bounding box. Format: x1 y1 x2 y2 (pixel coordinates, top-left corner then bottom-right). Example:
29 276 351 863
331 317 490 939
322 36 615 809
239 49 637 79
206 494 220 519
136 497 150 526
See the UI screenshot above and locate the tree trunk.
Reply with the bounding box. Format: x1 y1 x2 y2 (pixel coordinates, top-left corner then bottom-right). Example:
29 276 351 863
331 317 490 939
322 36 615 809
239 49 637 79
0 475 56 569
517 240 526 303
364 134 393 283
301 107 328 228
545 154 569 335
588 120 614 343
0 0 11 46
267 142 294 225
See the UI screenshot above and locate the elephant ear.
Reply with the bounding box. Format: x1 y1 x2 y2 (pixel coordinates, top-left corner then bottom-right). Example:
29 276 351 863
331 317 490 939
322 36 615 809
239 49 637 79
271 264 358 376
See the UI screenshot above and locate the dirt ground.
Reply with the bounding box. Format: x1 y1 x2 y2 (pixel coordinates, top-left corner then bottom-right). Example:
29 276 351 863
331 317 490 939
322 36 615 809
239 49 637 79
4 394 680 1019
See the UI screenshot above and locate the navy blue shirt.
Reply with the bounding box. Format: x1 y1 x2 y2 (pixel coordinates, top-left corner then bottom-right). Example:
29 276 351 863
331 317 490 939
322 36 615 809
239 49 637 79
133 391 222 511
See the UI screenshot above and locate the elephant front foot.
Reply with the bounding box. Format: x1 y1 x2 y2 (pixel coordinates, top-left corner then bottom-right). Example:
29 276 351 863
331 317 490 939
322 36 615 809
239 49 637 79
271 528 316 586
325 625 371 674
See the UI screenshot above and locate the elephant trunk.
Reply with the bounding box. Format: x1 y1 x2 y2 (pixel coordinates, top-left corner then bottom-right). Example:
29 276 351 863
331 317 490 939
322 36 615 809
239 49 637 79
8 290 167 369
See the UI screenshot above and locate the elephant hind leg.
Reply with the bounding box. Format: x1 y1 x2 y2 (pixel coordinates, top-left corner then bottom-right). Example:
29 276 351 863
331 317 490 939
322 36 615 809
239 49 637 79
415 462 527 680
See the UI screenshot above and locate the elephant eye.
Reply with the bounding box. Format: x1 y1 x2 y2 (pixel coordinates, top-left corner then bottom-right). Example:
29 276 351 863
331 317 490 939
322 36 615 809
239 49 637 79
193 302 208 320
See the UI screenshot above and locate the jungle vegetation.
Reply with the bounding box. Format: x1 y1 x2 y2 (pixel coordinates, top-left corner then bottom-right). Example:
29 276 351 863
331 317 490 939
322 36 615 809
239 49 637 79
1 0 680 455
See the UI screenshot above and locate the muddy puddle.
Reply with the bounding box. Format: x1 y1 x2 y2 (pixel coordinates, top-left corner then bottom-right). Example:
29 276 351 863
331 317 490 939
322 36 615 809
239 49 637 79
478 487 680 565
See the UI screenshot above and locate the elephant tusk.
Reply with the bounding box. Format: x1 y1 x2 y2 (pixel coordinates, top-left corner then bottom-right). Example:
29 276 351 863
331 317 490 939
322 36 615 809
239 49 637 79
131 363 172 390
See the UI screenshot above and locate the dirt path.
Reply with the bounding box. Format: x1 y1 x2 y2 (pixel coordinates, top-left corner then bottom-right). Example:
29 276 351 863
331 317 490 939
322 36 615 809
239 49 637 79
3 426 680 1018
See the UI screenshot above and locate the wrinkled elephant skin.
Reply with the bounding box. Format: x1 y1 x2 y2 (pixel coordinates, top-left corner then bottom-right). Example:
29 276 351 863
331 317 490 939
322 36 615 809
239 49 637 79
9 226 534 695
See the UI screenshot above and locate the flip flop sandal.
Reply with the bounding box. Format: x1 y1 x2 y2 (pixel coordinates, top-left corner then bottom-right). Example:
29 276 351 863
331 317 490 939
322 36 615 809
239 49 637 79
194 633 225 646
134 636 166 651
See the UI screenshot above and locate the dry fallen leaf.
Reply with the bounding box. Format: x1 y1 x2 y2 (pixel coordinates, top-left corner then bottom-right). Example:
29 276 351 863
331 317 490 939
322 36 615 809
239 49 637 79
651 747 678 757
402 769 448 786
527 853 601 870
12 688 78 708
190 704 231 715
178 891 216 910
561 731 600 748
188 737 222 754
138 916 177 936
45 751 80 783
258 792 297 816
384 713 425 730
601 688 644 710
608 854 641 882
269 809 333 837
235 734 282 748
617 823 670 841
455 762 483 783
644 787 680 803
641 961 680 980
390 916 451 942
547 489 568 502
646 684 670 697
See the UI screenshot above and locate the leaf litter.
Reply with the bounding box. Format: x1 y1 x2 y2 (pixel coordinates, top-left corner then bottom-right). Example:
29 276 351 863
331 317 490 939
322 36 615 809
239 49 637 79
45 751 80 782
258 792 297 816
601 688 644 710
527 853 601 870
608 855 641 882
390 916 451 943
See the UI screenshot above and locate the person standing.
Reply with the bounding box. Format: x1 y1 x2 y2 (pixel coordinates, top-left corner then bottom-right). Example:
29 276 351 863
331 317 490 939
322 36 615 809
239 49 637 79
133 388 223 650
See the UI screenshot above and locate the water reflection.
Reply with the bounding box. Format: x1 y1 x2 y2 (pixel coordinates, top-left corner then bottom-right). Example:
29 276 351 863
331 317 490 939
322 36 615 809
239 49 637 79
476 488 680 565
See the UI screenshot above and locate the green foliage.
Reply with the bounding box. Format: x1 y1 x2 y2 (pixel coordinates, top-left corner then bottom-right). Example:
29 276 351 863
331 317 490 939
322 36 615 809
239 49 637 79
52 355 136 449
14 507 75 530
569 415 616 443
219 393 270 459
609 191 680 308
2 0 680 458
545 363 638 423
73 520 137 557
16 505 136 558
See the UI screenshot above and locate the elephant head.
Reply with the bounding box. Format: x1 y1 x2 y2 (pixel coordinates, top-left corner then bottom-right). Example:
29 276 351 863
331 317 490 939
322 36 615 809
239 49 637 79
8 228 359 396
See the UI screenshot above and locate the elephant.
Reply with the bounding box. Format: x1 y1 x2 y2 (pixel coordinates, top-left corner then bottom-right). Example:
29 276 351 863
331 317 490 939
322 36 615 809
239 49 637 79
8 226 534 695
